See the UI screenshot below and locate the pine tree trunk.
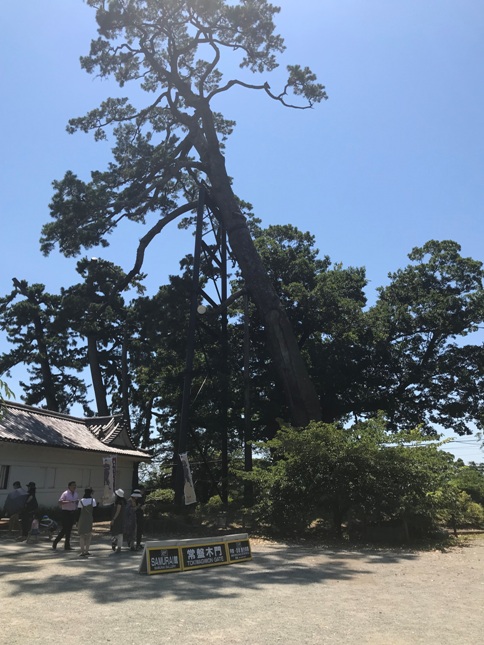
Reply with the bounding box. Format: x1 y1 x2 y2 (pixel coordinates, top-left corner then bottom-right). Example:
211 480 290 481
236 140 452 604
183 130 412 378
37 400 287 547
196 106 322 426
32 313 59 412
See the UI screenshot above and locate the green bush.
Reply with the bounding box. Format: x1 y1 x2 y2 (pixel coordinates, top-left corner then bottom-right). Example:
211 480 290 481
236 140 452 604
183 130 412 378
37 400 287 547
146 488 175 503
144 488 175 519
432 487 484 530
248 416 457 540
453 464 484 505
463 501 484 527
203 495 225 512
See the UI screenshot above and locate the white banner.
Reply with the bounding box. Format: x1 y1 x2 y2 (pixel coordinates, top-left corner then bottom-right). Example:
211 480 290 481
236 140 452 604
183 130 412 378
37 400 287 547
179 453 197 505
102 456 116 506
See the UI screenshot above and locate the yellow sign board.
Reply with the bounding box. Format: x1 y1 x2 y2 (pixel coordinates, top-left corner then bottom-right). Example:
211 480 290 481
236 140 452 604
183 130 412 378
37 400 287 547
139 534 252 575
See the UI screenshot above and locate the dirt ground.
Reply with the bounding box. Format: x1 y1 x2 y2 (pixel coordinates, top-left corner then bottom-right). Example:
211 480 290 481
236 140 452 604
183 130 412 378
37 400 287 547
1 521 482 645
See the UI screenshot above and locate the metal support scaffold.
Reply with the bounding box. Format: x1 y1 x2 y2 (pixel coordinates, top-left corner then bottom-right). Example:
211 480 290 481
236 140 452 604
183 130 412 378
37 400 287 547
175 186 248 507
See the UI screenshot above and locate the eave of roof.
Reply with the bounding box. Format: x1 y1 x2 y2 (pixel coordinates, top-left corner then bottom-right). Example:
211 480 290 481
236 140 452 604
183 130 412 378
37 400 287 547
0 401 151 461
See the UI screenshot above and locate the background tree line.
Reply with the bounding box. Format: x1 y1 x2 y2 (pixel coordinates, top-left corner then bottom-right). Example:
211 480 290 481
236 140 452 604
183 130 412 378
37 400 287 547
1 230 484 506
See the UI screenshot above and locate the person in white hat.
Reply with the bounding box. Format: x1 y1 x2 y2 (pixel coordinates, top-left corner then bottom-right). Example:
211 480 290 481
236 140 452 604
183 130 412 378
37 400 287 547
110 489 126 553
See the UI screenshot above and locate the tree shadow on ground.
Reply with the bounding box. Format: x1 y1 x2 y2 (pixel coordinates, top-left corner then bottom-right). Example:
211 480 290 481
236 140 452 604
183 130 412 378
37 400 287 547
0 534 419 605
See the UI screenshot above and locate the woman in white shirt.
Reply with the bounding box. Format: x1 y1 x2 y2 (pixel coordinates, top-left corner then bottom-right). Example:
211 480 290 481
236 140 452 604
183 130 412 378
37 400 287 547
77 488 97 557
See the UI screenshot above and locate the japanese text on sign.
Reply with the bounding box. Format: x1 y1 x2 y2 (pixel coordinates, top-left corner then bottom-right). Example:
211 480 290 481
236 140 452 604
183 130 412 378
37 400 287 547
227 540 252 562
182 542 228 569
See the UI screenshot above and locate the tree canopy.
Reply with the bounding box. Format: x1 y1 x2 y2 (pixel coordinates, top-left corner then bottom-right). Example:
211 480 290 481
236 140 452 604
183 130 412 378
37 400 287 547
40 0 327 426
2 232 484 440
360 240 484 434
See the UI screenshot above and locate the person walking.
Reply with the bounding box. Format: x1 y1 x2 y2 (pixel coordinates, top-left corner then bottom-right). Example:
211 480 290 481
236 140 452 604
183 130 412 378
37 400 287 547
110 489 126 553
2 481 27 535
52 481 79 551
124 493 138 551
78 488 97 557
18 482 38 542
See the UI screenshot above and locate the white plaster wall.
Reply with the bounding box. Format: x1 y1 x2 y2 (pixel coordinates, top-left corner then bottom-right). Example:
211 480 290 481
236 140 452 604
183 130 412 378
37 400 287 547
0 443 138 509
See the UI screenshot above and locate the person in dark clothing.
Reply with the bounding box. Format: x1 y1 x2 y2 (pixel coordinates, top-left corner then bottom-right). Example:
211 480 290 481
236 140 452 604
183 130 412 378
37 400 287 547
124 493 138 551
132 487 145 549
18 482 38 542
2 481 27 534
110 489 126 553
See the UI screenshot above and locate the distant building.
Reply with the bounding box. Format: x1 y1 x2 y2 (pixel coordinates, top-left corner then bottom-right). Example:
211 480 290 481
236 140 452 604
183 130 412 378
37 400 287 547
0 401 151 508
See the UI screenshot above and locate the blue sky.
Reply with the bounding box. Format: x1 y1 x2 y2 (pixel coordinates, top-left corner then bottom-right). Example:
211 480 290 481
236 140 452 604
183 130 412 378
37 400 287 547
1 0 483 462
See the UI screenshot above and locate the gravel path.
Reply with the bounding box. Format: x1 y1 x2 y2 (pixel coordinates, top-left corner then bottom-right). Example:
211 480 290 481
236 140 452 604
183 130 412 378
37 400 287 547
1 529 482 644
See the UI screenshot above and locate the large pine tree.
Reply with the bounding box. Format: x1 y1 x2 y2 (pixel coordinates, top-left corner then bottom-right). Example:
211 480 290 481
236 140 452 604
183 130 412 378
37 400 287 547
40 0 326 426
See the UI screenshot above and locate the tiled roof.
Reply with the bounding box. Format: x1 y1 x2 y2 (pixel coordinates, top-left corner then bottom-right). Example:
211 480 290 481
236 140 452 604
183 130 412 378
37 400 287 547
0 401 151 461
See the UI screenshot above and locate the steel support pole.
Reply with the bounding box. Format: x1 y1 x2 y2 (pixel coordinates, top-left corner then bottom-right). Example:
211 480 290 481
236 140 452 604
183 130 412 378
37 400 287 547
220 220 229 505
175 187 206 505
243 292 253 506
